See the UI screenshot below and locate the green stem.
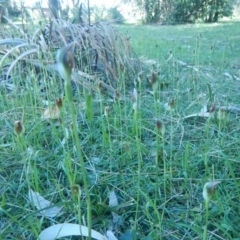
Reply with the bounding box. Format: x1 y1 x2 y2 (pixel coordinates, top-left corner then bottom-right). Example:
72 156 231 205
160 133 166 240
133 109 142 240
65 79 92 239
203 200 209 240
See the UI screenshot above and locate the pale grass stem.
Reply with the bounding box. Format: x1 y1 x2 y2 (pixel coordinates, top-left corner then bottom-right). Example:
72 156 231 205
57 42 92 239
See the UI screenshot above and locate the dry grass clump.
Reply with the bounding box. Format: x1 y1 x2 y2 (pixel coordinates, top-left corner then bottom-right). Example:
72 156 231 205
0 17 142 96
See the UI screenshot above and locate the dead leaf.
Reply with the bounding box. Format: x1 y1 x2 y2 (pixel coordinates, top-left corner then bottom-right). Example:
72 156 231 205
184 104 212 119
42 106 60 119
28 189 64 218
38 223 108 240
106 230 118 240
109 191 120 224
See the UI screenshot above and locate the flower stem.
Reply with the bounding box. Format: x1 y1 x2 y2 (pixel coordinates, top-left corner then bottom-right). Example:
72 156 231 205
203 200 209 240
65 78 92 239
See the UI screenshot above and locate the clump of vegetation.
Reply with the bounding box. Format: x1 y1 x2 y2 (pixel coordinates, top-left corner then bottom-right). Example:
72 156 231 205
0 16 142 97
170 0 233 23
0 0 21 23
91 5 124 24
130 0 233 23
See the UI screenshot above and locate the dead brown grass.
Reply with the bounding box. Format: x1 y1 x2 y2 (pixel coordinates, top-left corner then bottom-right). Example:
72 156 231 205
0 17 143 97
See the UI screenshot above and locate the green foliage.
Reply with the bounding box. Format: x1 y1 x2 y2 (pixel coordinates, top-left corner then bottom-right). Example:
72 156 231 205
0 0 21 23
48 0 60 19
169 0 233 23
122 0 161 23
143 0 161 23
170 0 196 23
107 6 124 23
90 5 124 23
90 5 107 22
128 0 233 24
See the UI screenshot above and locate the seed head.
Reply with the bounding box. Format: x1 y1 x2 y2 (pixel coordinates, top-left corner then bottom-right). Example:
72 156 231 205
56 98 63 109
98 81 103 92
104 106 111 117
131 88 138 111
150 70 159 91
150 70 158 85
203 181 220 202
155 118 165 135
71 184 81 196
114 90 120 101
217 108 227 121
14 121 25 135
169 99 175 108
209 103 215 113
119 63 125 73
56 42 76 81
137 71 144 84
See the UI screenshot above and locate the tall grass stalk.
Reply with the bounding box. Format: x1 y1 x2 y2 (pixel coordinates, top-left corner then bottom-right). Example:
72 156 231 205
66 76 92 239
203 119 211 175
153 79 166 238
105 108 114 172
133 95 143 239
203 200 209 240
152 80 160 203
169 108 174 194
202 181 220 240
154 121 166 239
159 131 166 240
57 43 92 238
14 120 32 192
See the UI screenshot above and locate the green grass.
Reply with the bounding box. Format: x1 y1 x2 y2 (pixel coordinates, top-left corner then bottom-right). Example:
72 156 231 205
1 18 240 239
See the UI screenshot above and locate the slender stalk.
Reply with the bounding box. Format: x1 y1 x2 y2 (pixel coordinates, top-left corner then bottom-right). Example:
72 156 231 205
132 88 142 239
133 109 142 239
202 182 220 240
159 132 166 240
65 78 92 239
57 43 92 239
203 200 209 240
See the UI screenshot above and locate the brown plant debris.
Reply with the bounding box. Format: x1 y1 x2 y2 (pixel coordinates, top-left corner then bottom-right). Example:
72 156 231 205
0 18 143 97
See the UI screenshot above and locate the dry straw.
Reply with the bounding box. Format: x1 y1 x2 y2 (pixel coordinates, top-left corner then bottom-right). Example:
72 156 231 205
0 17 143 97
